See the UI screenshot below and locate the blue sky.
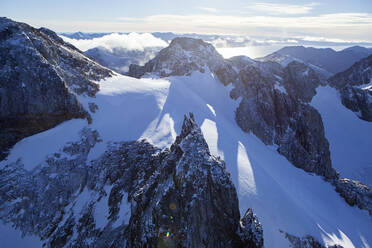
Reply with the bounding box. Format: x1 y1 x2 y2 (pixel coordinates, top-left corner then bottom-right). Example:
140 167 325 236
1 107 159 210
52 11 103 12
1 0 372 42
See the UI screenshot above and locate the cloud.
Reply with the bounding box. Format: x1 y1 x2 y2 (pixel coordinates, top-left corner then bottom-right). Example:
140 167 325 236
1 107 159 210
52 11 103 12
59 32 168 52
246 2 319 15
26 11 372 43
198 7 218 13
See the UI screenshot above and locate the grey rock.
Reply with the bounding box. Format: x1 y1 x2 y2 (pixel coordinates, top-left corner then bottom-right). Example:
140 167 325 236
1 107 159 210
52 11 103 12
238 208 264 248
339 86 372 121
333 178 372 216
127 37 237 85
328 54 372 121
281 231 343 248
283 61 322 103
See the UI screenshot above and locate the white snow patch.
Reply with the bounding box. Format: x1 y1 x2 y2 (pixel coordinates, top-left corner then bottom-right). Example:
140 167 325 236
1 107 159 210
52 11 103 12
358 79 372 90
113 192 131 228
206 103 216 116
94 185 112 230
274 82 287 94
72 188 91 219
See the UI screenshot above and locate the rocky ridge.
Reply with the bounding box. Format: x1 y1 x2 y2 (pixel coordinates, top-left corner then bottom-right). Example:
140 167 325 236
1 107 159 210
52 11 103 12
328 54 372 121
0 114 263 248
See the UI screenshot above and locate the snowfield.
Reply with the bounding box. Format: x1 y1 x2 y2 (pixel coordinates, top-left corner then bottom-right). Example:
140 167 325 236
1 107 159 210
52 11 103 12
2 72 372 247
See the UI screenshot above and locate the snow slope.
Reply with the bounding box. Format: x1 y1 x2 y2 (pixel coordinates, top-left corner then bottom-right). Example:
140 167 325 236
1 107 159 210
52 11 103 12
2 72 372 247
311 86 372 187
0 222 42 248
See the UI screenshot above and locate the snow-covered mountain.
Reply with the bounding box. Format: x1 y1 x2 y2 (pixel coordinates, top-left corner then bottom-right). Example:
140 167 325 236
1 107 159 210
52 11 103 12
1 18 372 248
0 17 112 160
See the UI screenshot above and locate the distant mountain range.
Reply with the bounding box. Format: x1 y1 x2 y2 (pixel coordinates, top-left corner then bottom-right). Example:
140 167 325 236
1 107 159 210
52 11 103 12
260 45 372 74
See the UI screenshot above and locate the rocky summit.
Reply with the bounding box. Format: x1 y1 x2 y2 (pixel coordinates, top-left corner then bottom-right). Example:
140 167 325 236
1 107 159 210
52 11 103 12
328 54 372 121
0 113 263 248
0 18 112 159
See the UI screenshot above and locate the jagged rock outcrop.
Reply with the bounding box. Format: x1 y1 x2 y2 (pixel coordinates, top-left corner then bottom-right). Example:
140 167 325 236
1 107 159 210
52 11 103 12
0 17 112 159
328 54 372 121
281 231 343 248
257 53 333 81
0 113 263 247
127 37 237 85
238 209 264 248
333 178 372 216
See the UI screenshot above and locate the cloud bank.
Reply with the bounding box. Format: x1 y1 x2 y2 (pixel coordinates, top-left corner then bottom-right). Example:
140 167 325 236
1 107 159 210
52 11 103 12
60 32 168 52
246 2 319 15
42 11 372 43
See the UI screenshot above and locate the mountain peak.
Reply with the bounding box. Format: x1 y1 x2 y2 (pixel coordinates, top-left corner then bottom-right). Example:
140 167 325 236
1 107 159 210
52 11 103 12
167 37 216 54
127 37 237 84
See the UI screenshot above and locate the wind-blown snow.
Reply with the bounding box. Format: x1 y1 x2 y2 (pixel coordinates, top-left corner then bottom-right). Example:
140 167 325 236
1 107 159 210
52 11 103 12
311 86 372 186
60 32 168 52
3 72 372 247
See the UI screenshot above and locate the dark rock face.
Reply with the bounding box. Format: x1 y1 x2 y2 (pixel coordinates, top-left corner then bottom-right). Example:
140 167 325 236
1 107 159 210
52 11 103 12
339 86 372 121
333 178 372 216
0 17 112 159
283 61 321 102
232 63 336 179
0 114 263 248
329 54 372 89
257 53 333 81
238 209 264 248
328 54 372 121
127 37 237 85
281 231 344 248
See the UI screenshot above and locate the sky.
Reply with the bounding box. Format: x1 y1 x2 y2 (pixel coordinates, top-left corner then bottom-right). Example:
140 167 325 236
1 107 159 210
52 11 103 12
1 0 372 44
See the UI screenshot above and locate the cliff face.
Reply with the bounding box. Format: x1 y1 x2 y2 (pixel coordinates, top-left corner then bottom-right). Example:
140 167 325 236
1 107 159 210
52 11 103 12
231 61 336 179
0 17 112 159
0 114 263 248
328 54 372 121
